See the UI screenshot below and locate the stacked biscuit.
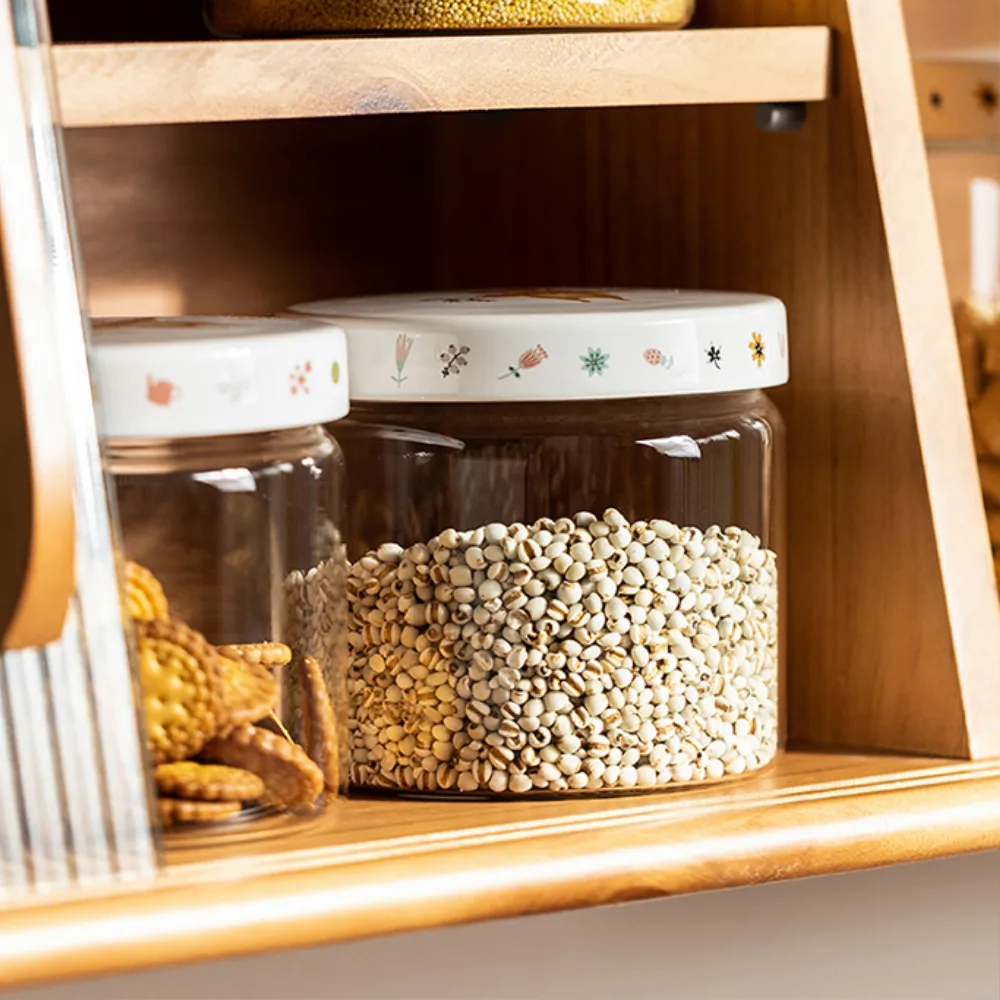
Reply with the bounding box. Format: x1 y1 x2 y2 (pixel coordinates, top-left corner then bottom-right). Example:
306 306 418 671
959 301 1000 582
125 562 338 828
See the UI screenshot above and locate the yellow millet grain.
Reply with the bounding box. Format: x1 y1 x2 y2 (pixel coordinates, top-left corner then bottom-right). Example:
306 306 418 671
211 0 694 32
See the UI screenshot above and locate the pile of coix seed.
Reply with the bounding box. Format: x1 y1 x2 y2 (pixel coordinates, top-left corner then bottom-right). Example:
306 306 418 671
346 509 778 794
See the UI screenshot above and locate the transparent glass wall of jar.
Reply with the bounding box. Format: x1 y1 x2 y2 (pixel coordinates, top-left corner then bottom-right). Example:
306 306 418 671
292 289 787 797
93 316 350 835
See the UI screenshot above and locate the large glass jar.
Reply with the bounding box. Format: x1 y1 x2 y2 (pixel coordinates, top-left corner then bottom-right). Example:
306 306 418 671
206 0 694 35
92 316 350 834
295 289 786 797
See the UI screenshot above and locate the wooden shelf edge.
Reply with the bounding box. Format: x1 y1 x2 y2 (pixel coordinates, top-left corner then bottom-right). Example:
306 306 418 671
52 26 832 128
2 750 1000 989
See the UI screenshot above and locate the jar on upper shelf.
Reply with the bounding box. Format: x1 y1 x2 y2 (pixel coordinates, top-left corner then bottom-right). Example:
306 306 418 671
92 316 350 836
290 288 787 797
206 0 695 35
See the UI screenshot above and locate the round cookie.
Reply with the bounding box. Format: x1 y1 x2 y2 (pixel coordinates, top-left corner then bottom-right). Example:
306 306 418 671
124 560 169 622
138 619 224 765
217 656 279 729
155 761 265 802
201 723 323 811
158 797 243 828
300 655 339 793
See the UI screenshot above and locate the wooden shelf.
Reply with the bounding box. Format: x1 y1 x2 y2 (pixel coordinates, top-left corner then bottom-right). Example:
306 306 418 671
3 749 1000 989
52 27 832 128
3 1 995 989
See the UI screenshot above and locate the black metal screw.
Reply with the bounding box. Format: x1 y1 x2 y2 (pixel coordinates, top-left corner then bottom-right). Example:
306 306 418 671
754 102 808 133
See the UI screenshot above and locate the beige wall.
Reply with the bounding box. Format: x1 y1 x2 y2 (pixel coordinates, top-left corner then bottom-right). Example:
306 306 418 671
8 852 1000 1000
929 152 1000 299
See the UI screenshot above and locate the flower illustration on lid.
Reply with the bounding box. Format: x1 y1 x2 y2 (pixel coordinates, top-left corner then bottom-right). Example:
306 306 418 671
499 345 548 380
440 344 470 378
219 361 253 403
290 361 312 395
146 376 180 406
749 333 766 368
580 347 610 377
707 344 723 369
393 335 414 387
643 348 674 370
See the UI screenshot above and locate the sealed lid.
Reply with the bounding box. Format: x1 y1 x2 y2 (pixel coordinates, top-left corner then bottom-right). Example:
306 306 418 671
291 289 788 402
91 316 349 439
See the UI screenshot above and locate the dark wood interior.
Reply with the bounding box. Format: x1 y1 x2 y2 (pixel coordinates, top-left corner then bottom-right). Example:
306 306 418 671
55 0 995 760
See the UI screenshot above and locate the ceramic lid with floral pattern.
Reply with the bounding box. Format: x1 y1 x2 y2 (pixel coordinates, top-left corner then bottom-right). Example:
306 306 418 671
290 288 787 403
91 316 349 439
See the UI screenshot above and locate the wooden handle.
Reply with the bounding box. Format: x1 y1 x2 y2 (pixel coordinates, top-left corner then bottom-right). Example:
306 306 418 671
0 0 77 650
0 250 75 650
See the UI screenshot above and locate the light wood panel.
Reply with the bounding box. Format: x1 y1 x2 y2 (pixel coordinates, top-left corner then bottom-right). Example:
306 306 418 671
914 59 1000 143
52 28 833 128
902 0 1000 59
3 750 1000 989
848 0 1000 758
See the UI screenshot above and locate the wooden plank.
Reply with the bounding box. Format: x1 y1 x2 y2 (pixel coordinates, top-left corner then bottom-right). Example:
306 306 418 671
2 751 1000 989
847 0 1000 757
0 2 76 649
913 60 1000 142
52 27 832 128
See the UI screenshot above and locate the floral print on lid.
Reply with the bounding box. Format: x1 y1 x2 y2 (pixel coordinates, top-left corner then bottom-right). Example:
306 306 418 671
499 345 549 380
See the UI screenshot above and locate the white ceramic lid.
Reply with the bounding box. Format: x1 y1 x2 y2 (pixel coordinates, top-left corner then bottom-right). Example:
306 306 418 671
290 289 788 403
91 316 349 439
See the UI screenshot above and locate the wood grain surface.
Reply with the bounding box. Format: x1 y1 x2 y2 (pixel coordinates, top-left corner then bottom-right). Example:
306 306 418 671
2 750 1000 989
914 59 1000 143
52 28 833 128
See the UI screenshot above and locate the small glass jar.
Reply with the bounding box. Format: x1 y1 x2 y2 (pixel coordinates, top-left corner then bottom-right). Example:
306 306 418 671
206 0 694 35
292 289 787 797
92 316 350 832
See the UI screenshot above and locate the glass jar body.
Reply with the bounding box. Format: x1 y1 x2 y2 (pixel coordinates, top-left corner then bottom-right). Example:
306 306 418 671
107 425 348 825
206 0 695 35
338 391 784 797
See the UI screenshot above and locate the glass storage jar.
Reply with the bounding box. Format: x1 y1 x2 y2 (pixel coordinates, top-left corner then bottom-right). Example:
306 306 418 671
206 0 694 35
92 316 350 832
292 289 787 797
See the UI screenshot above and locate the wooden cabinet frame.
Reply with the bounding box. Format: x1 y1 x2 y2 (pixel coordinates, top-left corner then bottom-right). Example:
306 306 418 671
4 0 1000 989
